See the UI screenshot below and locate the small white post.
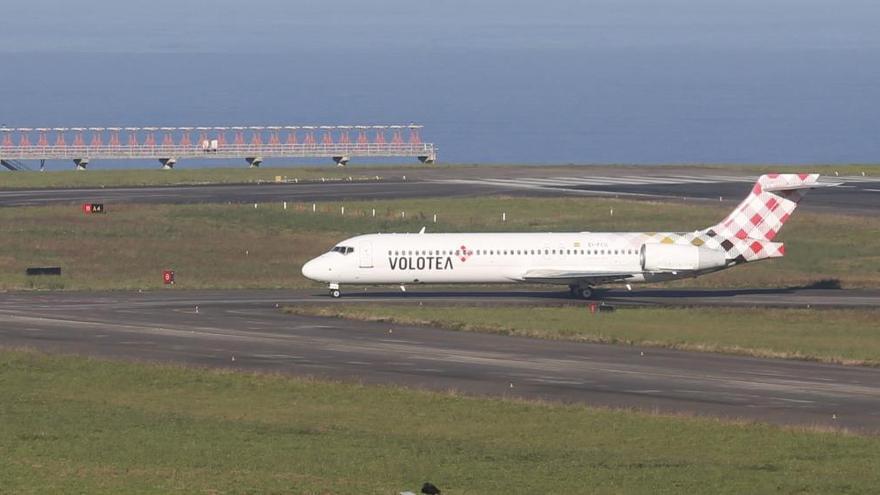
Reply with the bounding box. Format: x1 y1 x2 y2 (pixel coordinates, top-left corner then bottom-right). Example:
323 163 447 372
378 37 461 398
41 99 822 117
312 203 316 213
372 208 376 217
283 201 287 210
402 211 406 219
610 208 614 216
341 206 345 215
502 212 506 222
433 213 437 223
254 203 258 209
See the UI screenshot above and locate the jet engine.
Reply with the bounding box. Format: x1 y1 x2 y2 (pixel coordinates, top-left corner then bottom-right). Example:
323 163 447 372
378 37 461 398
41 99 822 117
640 243 727 272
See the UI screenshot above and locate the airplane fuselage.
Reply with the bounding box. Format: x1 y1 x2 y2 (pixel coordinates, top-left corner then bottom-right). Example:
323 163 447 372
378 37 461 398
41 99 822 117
302 232 703 286
301 174 828 298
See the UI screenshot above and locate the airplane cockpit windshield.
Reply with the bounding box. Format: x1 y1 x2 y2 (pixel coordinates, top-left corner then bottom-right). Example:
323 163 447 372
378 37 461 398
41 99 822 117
330 246 354 255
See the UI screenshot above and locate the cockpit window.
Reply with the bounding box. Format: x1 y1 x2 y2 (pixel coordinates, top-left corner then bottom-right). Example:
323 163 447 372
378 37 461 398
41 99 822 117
330 246 354 255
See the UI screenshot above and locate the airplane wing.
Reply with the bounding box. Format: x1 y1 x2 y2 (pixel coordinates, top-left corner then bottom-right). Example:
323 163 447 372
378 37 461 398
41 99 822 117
521 269 635 284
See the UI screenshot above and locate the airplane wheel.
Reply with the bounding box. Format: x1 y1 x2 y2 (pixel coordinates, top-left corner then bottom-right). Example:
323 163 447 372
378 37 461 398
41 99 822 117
579 287 593 299
329 289 341 298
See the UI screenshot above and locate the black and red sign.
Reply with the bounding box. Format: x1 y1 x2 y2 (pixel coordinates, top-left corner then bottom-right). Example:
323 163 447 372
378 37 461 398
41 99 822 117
82 203 105 214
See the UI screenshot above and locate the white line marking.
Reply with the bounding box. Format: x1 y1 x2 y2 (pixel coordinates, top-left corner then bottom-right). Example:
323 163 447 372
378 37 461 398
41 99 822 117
509 178 584 186
550 176 686 185
775 397 816 404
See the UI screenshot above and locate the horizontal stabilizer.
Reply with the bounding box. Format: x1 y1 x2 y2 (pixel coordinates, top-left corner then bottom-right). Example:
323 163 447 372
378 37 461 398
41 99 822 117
763 181 841 192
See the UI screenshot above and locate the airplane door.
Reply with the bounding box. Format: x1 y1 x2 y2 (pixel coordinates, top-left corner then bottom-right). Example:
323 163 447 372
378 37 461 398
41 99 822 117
358 241 373 268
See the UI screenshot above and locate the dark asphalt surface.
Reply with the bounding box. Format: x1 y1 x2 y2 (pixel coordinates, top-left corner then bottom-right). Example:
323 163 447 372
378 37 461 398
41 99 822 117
564 182 880 215
2 288 879 431
1 166 877 214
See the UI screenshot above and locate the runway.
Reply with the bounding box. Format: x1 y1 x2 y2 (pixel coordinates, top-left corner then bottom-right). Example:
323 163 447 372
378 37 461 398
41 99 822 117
1 167 878 214
2 289 879 432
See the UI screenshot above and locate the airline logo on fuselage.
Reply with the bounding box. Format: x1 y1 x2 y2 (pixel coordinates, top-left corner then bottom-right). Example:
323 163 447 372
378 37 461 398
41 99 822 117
388 245 471 271
389 256 454 270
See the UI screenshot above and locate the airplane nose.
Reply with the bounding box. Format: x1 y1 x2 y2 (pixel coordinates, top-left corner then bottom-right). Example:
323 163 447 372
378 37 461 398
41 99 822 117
301 258 321 281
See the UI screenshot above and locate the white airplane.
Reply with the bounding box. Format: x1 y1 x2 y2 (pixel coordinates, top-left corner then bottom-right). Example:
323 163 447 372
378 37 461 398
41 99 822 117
302 174 833 298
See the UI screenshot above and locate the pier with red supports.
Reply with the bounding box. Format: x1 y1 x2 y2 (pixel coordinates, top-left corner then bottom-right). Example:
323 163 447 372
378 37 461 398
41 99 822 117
0 124 436 170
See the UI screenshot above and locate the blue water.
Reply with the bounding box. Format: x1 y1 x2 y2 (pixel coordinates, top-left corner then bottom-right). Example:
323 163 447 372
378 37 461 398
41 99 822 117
2 0 879 167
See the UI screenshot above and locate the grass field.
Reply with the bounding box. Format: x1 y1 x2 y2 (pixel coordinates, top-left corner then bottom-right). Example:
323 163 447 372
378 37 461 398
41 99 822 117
1 163 878 189
286 305 880 366
3 348 880 494
0 166 421 189
0 195 878 290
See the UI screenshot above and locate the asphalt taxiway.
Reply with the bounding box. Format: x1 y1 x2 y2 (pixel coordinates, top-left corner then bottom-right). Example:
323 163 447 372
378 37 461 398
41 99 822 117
1 167 878 214
1 289 879 431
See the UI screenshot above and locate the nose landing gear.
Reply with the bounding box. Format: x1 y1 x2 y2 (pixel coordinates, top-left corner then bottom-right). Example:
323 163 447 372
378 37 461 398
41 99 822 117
328 283 341 298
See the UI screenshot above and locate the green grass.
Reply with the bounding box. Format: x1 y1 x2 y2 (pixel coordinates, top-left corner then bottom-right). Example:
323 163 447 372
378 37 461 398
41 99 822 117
0 203 333 290
0 165 419 189
285 305 880 366
0 195 878 290
3 348 880 494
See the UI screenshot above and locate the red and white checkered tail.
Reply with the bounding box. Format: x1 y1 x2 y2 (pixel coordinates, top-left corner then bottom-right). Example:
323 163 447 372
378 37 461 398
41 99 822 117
703 174 821 260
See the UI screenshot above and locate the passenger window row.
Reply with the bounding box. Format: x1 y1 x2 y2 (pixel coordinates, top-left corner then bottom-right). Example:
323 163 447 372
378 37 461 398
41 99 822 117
387 248 638 256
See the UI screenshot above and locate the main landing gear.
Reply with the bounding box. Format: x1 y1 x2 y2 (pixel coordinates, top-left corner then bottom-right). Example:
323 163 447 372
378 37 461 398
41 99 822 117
329 283 341 298
569 284 594 300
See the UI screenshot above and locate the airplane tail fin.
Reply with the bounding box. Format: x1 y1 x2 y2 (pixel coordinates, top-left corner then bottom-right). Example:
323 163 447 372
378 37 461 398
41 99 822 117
700 174 834 262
